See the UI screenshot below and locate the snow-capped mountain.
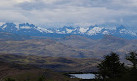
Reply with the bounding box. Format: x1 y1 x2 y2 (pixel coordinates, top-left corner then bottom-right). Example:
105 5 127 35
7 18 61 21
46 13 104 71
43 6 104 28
0 22 136 39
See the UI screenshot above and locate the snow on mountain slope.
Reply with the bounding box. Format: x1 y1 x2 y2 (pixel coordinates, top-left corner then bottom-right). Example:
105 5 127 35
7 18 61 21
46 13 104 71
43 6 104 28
37 27 53 33
87 27 104 35
20 26 32 29
0 22 5 26
0 22 136 39
79 27 89 33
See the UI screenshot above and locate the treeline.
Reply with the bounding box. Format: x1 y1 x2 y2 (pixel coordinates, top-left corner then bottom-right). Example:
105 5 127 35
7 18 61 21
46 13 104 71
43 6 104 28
95 52 137 81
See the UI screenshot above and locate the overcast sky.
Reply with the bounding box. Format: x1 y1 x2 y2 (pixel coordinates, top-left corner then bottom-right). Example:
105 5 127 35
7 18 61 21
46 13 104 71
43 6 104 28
0 0 137 29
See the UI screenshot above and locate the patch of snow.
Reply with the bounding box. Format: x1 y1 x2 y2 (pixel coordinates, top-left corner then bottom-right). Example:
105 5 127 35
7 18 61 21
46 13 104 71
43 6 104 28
103 31 109 35
66 28 73 33
120 29 137 36
128 31 137 36
14 23 20 30
37 27 53 33
87 27 103 35
55 29 66 34
20 26 32 29
0 22 5 26
120 29 126 33
79 27 89 33
2 25 7 30
60 31 66 34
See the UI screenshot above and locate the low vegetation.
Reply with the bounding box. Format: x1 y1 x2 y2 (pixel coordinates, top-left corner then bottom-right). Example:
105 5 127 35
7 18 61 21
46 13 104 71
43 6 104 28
0 61 79 81
0 52 137 81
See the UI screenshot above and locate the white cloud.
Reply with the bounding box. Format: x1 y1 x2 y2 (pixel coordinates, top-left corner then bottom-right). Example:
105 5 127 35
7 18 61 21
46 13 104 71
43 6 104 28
14 0 33 3
0 0 137 29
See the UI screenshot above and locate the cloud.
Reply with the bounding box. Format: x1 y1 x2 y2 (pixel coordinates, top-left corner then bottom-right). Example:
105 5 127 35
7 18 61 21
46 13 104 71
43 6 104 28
14 0 33 3
0 0 137 30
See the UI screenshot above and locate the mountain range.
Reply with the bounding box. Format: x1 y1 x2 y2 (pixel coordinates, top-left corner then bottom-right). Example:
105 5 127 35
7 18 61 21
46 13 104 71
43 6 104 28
0 22 137 39
0 22 137 60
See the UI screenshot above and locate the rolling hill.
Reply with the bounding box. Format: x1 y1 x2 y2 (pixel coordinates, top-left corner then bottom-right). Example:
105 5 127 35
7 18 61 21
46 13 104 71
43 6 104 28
0 33 137 59
0 60 79 81
0 39 97 58
0 54 99 72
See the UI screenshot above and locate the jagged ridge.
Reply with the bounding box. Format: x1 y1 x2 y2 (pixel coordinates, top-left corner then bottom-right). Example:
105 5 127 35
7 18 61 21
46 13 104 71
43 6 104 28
0 22 136 39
